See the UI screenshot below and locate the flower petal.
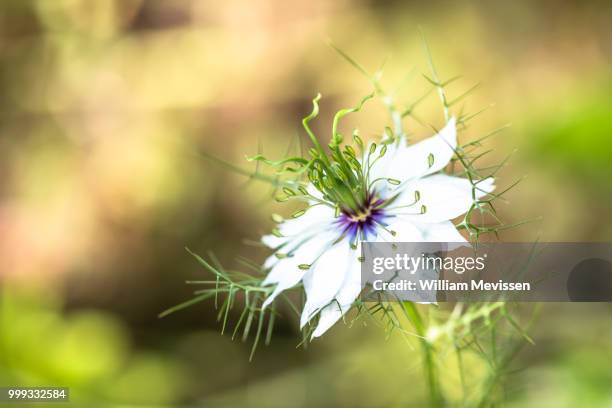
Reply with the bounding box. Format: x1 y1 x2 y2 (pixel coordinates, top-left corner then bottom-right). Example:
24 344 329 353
387 220 423 242
377 118 457 186
365 140 402 184
391 175 494 223
312 225 456 336
300 241 357 328
261 234 287 251
415 220 467 242
310 302 346 338
261 203 336 266
262 230 336 309
311 255 362 338
261 205 336 254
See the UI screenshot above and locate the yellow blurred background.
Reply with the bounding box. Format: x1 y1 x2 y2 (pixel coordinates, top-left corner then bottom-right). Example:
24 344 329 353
1 0 611 406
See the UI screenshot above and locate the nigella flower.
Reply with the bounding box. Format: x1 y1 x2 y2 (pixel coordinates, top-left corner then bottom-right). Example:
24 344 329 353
261 115 494 338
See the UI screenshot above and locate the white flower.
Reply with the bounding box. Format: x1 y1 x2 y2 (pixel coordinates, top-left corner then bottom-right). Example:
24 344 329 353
261 118 494 338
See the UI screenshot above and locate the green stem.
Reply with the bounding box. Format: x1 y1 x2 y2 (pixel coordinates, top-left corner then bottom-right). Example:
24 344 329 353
403 302 443 408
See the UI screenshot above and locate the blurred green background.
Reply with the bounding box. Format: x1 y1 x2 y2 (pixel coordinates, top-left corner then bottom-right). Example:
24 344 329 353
1 0 611 406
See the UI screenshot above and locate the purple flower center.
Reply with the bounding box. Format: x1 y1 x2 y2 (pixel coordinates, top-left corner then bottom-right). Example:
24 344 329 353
336 193 390 241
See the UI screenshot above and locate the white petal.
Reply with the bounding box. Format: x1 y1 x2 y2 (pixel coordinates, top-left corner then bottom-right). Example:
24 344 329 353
310 302 345 338
263 254 277 270
261 202 336 270
261 204 334 253
261 231 336 308
382 118 457 183
391 175 494 223
261 234 287 250
416 220 467 242
300 241 357 328
307 223 421 337
365 140 402 184
409 260 440 304
310 261 364 338
335 271 362 306
278 204 335 237
312 279 362 339
386 220 423 242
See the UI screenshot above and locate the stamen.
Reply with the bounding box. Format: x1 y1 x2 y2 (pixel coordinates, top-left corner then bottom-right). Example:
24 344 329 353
335 191 391 242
